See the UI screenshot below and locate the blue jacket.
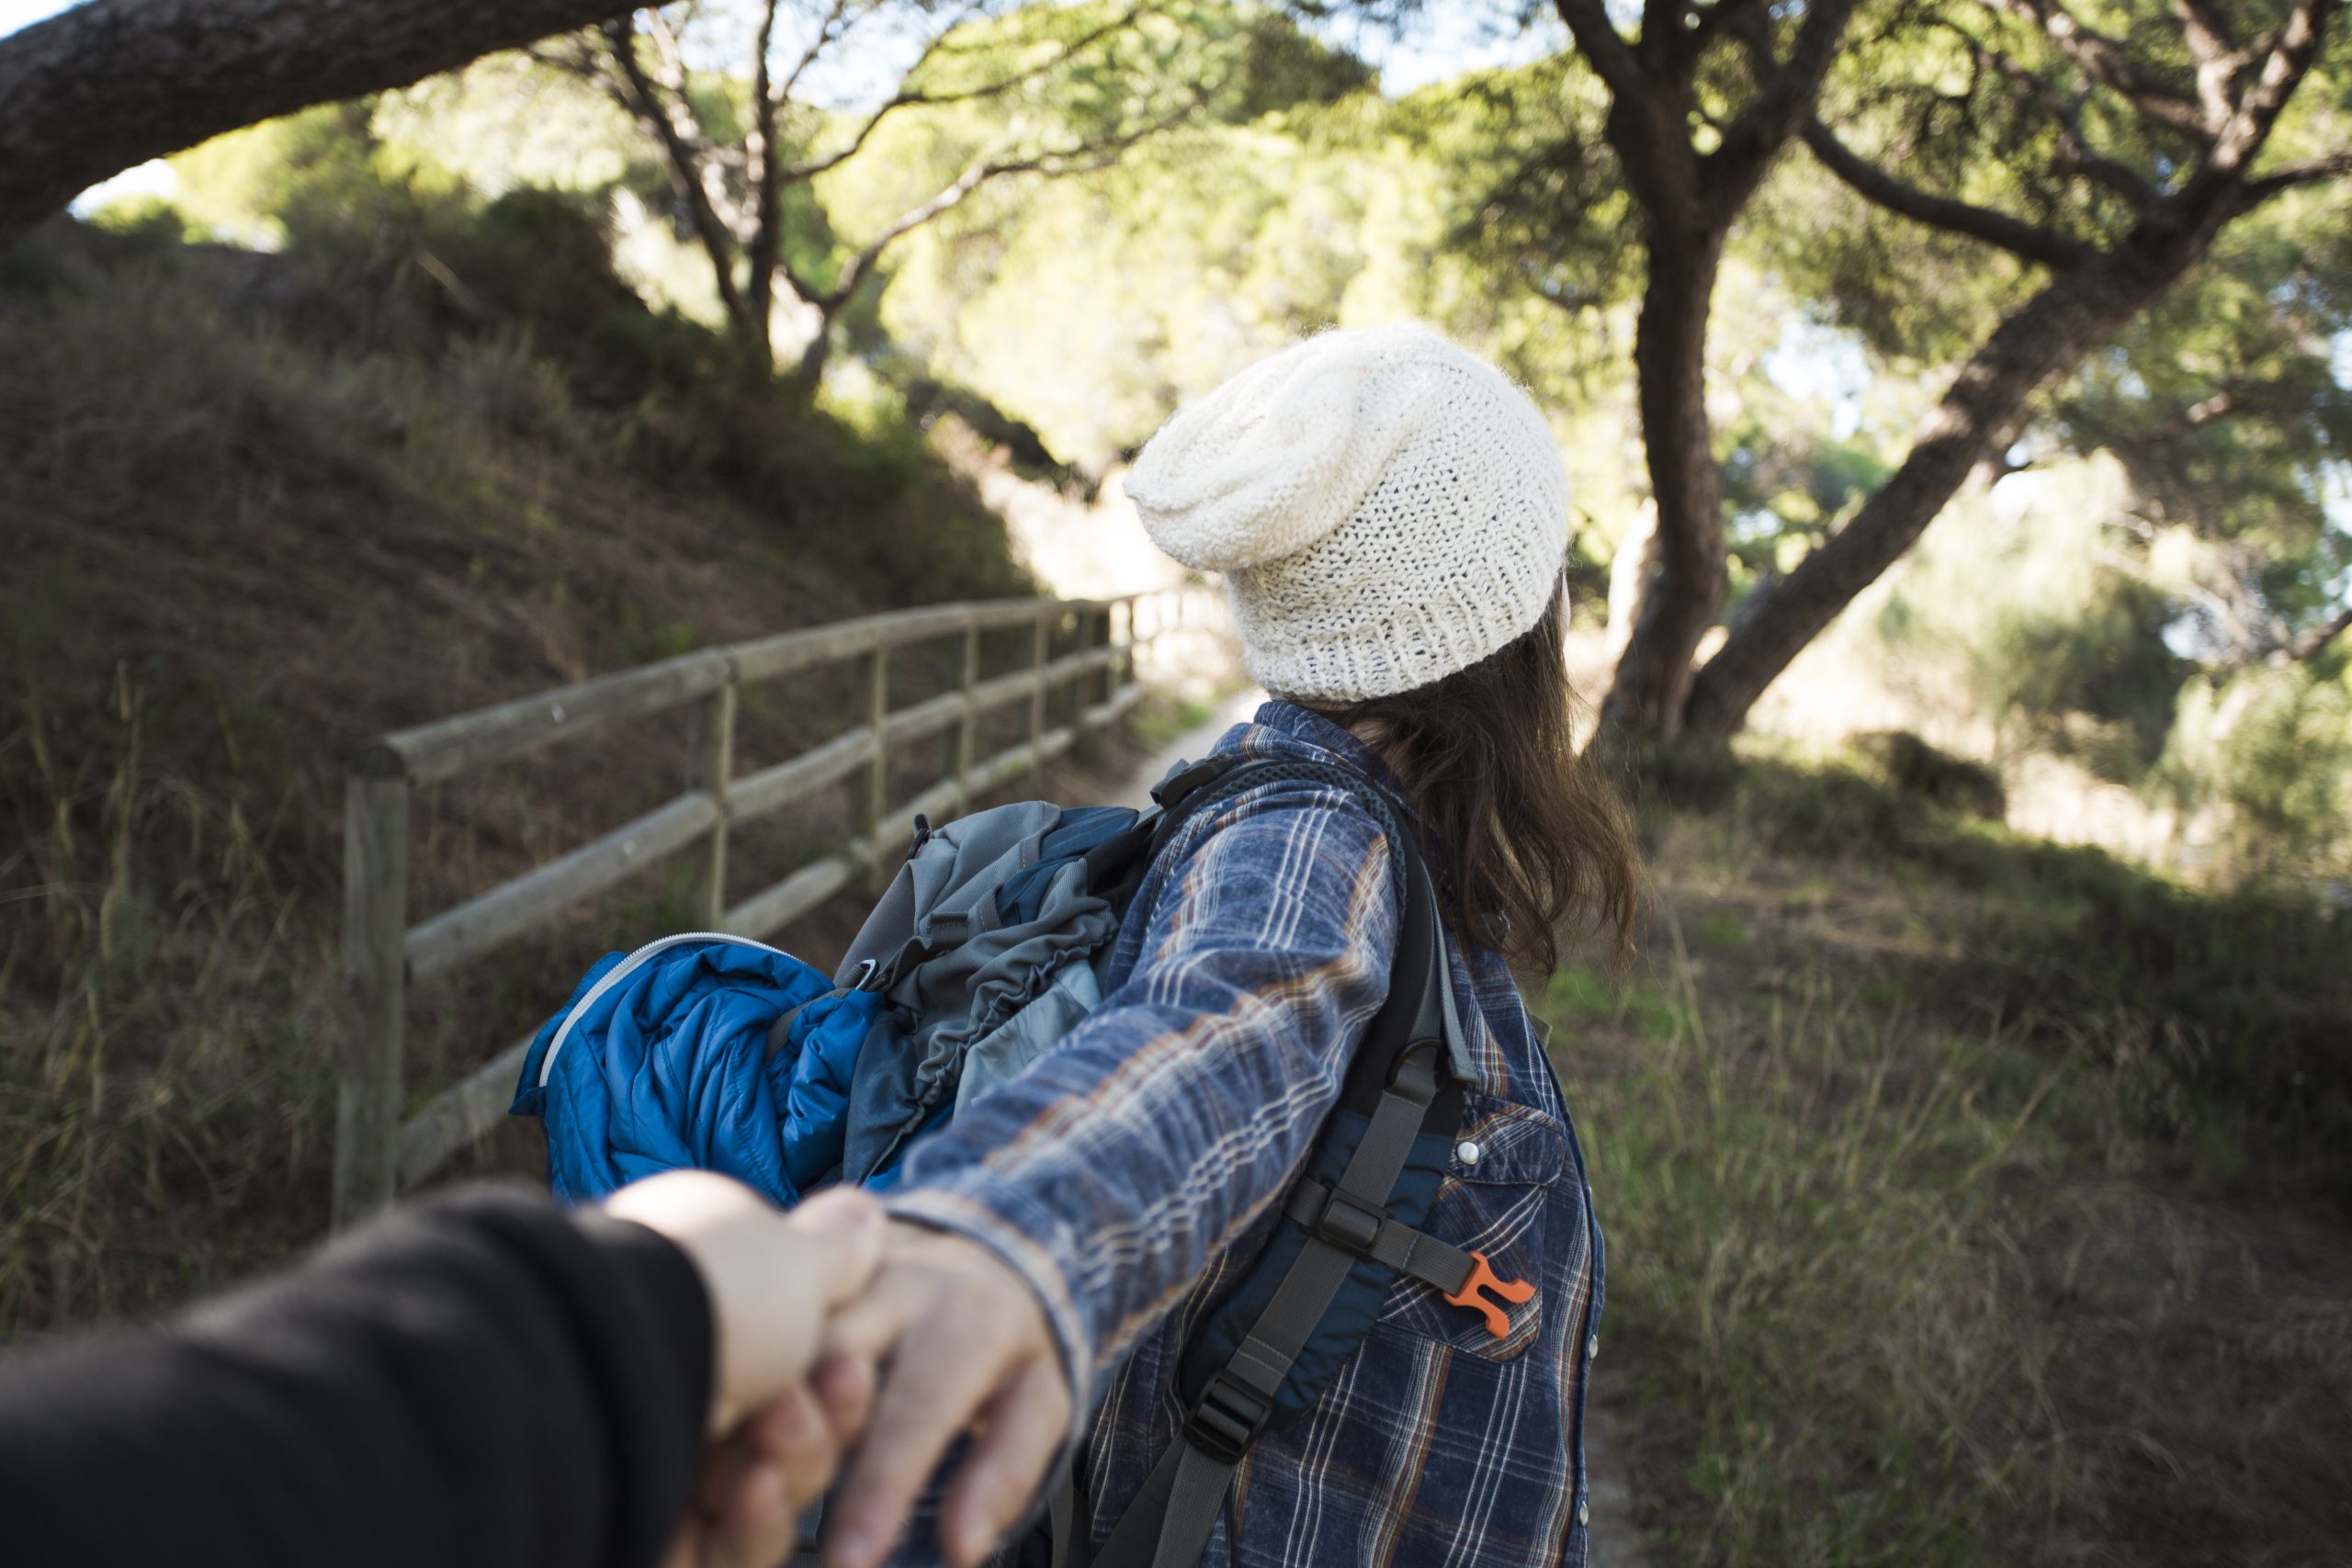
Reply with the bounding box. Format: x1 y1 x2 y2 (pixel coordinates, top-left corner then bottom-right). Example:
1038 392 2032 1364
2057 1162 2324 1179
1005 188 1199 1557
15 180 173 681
512 933 885 1204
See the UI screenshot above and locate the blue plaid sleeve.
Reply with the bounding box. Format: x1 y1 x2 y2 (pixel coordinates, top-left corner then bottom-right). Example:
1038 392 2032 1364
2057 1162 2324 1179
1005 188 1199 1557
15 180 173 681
884 775 1401 1418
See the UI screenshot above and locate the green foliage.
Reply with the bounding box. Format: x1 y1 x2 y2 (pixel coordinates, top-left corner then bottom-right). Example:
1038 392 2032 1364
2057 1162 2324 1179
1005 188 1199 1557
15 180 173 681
1722 412 1894 575
1390 53 1632 381
83 193 206 252
2155 661 2352 880
866 109 1422 465
1850 730 2007 820
1824 457 2189 775
2053 185 2352 651
856 36 1645 524
1681 750 2352 1188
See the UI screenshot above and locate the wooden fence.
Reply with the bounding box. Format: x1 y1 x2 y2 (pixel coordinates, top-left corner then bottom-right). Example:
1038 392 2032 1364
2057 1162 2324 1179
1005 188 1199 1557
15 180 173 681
335 589 1203 1228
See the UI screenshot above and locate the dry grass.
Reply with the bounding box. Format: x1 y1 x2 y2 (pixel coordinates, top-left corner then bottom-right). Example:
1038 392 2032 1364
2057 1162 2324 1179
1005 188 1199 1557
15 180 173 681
0 223 1051 1337
0 675 337 1330
1551 762 2352 1567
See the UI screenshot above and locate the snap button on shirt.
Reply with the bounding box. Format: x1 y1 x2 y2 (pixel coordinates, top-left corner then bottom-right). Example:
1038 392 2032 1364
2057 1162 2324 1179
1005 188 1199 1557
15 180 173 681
1455 1140 1482 1166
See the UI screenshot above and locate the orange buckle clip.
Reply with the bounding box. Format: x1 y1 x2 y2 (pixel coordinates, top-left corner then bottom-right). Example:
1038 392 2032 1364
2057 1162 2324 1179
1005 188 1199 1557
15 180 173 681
1443 1250 1535 1340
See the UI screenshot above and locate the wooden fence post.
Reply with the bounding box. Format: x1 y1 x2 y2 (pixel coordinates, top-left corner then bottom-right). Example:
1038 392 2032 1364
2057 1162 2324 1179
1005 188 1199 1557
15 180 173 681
856 644 889 891
1085 605 1114 712
955 623 978 815
1114 597 1136 694
334 772 409 1230
684 676 735 927
1028 611 1048 747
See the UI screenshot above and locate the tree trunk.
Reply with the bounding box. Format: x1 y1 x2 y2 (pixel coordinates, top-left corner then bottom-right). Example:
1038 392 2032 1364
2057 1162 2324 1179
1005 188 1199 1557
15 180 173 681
1680 227 2226 740
786 314 836 393
0 0 631 246
1601 217 1730 739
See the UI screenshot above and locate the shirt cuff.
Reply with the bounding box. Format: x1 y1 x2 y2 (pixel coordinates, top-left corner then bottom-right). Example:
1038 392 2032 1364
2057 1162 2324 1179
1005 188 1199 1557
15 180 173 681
883 1181 1096 1450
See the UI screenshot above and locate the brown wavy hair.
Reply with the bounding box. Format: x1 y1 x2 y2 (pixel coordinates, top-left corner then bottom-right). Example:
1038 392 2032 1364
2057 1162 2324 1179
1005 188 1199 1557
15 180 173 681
1311 581 1637 975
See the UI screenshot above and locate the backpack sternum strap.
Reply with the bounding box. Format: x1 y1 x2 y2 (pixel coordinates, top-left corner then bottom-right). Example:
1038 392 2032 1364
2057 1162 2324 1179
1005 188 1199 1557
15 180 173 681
1283 1178 1476 1296
1080 755 1467 1568
1089 1043 1450 1568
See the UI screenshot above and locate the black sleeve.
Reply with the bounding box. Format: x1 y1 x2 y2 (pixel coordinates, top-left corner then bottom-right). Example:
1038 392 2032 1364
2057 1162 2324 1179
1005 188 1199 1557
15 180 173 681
0 1182 713 1568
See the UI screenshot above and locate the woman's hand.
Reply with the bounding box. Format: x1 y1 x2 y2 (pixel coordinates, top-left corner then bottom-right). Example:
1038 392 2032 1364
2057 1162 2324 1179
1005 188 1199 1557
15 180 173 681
604 1172 886 1434
818 1222 1075 1568
656 1384 840 1568
604 1174 889 1568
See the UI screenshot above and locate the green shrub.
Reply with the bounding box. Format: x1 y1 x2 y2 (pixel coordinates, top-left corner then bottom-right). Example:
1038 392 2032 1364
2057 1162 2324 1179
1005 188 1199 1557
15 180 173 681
1673 751 2352 1196
1849 730 2006 820
2155 661 2352 881
435 186 637 342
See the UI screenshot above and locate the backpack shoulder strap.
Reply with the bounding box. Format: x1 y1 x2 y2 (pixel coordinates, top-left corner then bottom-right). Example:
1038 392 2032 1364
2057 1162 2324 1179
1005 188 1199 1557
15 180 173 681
1083 757 1466 1568
1137 753 1470 1079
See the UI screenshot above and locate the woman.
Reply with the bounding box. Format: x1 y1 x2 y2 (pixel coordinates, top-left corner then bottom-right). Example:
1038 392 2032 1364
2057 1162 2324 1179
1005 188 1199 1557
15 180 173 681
820 322 1638 1568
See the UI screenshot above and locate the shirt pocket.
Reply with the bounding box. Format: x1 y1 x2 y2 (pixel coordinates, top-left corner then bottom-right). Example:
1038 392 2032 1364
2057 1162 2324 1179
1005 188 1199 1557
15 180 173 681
1370 1092 1568 1362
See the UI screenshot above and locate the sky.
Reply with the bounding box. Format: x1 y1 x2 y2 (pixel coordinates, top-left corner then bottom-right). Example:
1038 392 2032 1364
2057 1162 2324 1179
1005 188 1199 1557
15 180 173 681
1 0 1559 208
0 0 62 36
0 0 1557 92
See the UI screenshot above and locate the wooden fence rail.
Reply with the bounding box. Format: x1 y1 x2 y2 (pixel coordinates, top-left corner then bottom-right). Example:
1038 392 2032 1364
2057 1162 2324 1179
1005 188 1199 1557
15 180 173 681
334 588 1204 1228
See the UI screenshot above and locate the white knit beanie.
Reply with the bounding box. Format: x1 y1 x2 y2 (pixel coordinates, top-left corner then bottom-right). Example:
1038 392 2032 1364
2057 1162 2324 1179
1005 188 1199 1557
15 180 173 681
1125 322 1568 702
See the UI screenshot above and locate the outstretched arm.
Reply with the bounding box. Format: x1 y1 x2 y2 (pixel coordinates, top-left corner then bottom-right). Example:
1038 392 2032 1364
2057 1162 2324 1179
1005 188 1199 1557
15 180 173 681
0 1178 882 1568
824 778 1402 1567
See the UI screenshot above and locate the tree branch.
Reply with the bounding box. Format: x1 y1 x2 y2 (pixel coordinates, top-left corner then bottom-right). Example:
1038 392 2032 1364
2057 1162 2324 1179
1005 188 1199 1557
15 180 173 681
771 0 866 107
778 0 1146 185
0 0 644 244
2280 604 2352 663
2173 0 2238 58
600 17 753 333
1704 0 1860 216
1640 0 1689 68
627 10 749 231
1973 0 2214 137
2207 0 2343 178
1553 0 1651 101
2245 145 2352 200
2172 0 2245 123
745 0 785 332
1951 25 2160 207
818 83 1208 313
1802 117 2098 269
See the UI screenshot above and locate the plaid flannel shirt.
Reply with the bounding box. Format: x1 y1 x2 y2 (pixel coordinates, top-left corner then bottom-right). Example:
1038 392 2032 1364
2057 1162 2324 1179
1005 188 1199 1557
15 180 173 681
888 701 1605 1567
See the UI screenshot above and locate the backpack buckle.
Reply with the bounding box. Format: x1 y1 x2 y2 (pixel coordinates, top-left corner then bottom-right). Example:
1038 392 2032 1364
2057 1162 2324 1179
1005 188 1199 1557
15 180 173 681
1184 1371 1272 1465
1386 1045 1442 1107
1148 755 1235 808
1313 1191 1384 1255
1443 1249 1535 1340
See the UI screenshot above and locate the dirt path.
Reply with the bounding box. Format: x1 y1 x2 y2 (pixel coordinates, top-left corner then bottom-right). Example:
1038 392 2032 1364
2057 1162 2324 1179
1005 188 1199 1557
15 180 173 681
1114 687 1265 807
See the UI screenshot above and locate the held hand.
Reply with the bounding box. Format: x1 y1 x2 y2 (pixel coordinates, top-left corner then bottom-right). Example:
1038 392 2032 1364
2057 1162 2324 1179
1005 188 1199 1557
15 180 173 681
658 1385 842 1568
603 1173 887 1433
605 1174 889 1568
820 1222 1075 1568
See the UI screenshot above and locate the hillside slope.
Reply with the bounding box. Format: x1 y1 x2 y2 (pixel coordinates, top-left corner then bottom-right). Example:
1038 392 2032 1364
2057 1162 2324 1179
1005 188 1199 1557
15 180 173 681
0 216 1034 1329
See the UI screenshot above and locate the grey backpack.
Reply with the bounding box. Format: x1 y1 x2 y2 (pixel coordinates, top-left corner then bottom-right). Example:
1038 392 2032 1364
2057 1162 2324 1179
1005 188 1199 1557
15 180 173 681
810 755 1510 1568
